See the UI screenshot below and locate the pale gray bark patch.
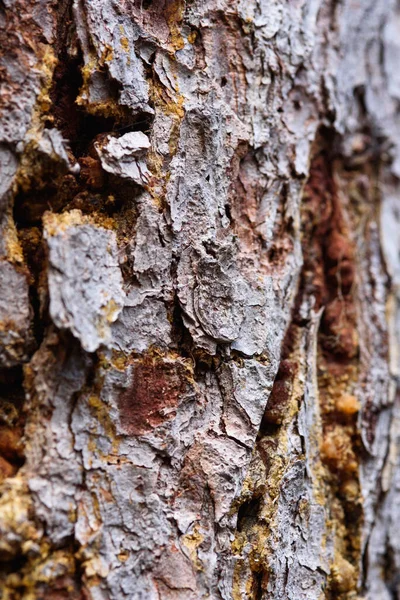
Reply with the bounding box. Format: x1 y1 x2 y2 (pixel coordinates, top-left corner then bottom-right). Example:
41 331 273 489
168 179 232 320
0 261 33 367
0 145 18 211
73 0 152 114
132 194 173 293
95 132 151 185
31 128 80 175
218 360 275 447
44 213 125 353
26 338 90 546
0 51 41 145
111 294 171 353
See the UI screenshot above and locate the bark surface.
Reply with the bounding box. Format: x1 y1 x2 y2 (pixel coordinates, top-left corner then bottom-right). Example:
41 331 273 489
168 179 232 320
1 0 400 598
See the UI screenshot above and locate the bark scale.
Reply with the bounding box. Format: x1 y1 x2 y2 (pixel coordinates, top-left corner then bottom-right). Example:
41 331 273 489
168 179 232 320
0 0 400 599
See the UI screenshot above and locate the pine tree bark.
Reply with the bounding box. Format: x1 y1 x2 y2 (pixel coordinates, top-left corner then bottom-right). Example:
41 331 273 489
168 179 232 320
1 0 400 598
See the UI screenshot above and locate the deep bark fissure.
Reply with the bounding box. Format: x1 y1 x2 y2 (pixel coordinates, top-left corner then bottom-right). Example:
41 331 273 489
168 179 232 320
230 126 390 598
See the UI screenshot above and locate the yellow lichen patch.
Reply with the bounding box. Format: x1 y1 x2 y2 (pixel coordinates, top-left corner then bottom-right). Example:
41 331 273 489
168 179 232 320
181 524 205 571
13 145 50 196
68 502 77 524
146 148 165 176
187 30 197 44
103 454 132 466
87 394 118 444
88 436 97 457
91 213 117 231
144 101 183 208
22 551 75 588
109 350 130 372
77 94 131 122
43 208 86 235
103 46 114 62
0 478 41 560
165 0 185 52
317 369 361 535
167 107 185 157
147 81 184 201
120 37 129 52
101 298 121 324
118 24 130 53
159 90 185 119
82 555 110 579
43 208 115 236
230 531 246 556
4 212 25 265
149 49 185 119
33 45 58 122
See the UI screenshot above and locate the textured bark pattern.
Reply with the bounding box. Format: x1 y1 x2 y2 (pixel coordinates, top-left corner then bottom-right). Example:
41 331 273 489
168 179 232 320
0 0 400 599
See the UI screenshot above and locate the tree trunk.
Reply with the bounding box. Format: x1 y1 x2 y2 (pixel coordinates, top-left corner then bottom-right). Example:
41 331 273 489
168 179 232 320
1 0 400 598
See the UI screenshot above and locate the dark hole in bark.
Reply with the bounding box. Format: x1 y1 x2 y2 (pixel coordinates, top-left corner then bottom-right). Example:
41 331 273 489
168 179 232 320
47 50 82 138
237 498 261 531
171 296 185 346
267 246 277 262
237 496 262 532
13 174 73 227
258 421 281 438
17 227 48 347
48 28 152 158
221 76 228 87
254 570 263 600
0 550 27 572
170 295 194 359
69 110 153 157
49 53 116 156
354 84 367 118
